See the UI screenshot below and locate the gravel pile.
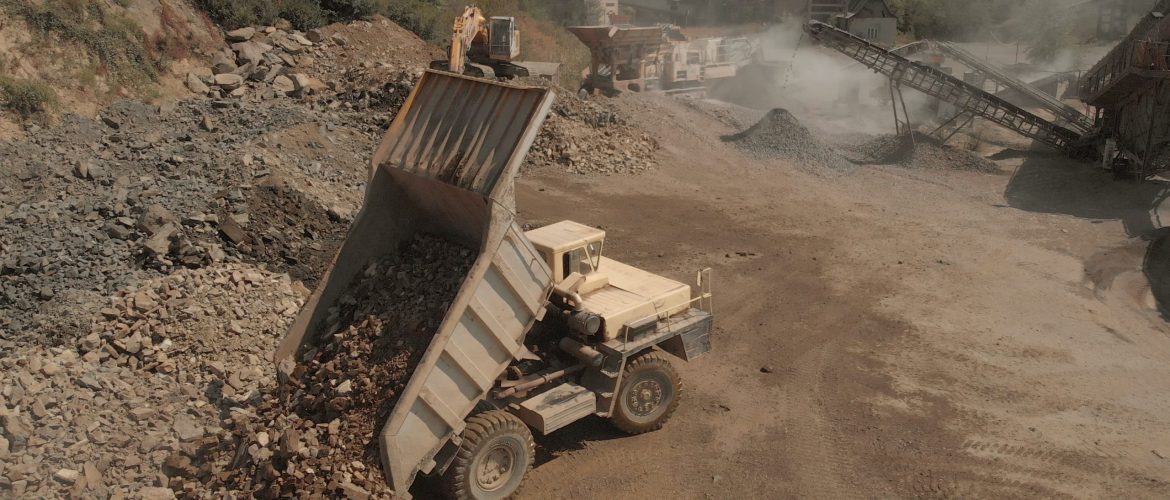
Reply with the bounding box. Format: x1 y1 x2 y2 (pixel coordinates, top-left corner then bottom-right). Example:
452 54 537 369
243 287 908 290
0 265 303 498
241 179 350 288
721 108 852 172
181 234 474 498
525 88 658 175
845 133 999 173
0 95 377 352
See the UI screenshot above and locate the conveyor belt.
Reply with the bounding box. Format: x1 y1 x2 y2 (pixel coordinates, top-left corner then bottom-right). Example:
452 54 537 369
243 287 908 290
932 41 1094 133
804 20 1083 150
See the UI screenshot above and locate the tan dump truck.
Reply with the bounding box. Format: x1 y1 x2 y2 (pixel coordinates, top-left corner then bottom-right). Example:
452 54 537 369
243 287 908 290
277 70 714 499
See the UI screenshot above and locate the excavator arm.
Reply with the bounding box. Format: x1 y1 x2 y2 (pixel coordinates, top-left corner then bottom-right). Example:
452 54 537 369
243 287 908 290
448 6 486 75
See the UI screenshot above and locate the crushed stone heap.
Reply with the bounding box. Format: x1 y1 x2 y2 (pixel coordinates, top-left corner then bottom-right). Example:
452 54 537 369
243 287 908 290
525 87 658 176
175 234 474 498
721 108 852 172
846 133 1000 173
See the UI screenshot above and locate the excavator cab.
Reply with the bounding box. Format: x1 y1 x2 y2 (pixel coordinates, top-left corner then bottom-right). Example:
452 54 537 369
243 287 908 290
488 16 520 61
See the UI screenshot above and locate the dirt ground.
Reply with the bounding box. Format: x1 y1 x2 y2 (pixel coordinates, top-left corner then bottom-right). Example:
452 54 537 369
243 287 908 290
502 94 1170 499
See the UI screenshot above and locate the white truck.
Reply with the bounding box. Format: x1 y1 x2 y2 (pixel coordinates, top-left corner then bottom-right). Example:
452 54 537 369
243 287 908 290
277 70 714 499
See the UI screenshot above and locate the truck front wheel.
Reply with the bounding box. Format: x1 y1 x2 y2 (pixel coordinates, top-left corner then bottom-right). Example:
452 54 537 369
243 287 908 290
612 351 682 434
442 410 535 500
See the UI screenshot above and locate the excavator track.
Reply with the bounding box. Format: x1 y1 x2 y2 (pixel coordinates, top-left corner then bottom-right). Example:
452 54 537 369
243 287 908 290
804 20 1083 151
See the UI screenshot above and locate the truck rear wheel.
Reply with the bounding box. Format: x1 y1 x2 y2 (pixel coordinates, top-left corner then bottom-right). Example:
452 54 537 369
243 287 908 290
612 351 682 434
442 410 534 500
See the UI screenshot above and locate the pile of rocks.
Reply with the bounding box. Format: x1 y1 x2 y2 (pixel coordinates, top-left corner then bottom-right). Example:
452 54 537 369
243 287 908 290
181 235 474 498
0 264 303 499
84 265 305 377
237 178 351 287
721 108 853 172
846 133 999 173
526 89 659 175
186 25 345 101
0 96 371 351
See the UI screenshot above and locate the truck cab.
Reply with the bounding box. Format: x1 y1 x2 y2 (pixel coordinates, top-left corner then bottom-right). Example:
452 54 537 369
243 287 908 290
525 221 694 341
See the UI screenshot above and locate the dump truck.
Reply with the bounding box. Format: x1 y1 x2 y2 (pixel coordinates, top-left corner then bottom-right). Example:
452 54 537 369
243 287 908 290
276 70 714 499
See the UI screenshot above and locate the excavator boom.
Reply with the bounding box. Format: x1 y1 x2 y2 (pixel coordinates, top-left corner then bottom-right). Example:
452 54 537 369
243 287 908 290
448 6 485 75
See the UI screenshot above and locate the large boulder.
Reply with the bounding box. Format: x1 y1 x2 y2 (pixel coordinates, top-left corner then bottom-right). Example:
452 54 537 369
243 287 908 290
232 41 271 66
273 37 304 55
213 73 244 91
272 75 295 94
211 54 238 75
290 33 314 46
225 27 256 42
186 73 209 94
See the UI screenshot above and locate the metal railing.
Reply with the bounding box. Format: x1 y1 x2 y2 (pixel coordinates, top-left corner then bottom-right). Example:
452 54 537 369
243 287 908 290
1081 40 1170 103
1080 0 1170 103
619 267 713 346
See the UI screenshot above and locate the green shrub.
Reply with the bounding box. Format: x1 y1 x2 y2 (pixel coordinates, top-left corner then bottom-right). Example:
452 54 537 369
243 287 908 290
190 0 273 29
0 0 158 86
0 77 56 118
281 0 328 30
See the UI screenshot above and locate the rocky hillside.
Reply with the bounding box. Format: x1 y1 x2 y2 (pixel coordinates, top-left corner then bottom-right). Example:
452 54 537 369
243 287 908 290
0 0 223 132
0 9 661 498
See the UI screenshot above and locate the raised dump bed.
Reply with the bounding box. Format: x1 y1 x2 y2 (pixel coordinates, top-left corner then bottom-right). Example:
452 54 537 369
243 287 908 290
275 70 556 496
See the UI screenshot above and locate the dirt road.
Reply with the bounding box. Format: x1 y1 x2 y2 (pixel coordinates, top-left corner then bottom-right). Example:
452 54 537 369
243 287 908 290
508 95 1170 499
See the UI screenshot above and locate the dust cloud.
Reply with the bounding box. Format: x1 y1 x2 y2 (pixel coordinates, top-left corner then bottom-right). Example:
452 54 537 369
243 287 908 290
709 19 935 137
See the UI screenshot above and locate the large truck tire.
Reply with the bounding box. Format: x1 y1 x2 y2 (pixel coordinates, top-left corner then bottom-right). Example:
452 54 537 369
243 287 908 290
442 410 535 500
611 351 682 434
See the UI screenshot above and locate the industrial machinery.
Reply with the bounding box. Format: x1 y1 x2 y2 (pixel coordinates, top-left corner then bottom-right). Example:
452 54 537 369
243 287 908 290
569 24 754 95
432 6 529 79
277 70 714 499
804 20 1084 150
1079 0 1170 178
927 41 1094 134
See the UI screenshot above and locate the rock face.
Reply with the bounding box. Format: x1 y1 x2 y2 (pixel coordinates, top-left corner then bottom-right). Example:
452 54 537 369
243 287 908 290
0 15 662 498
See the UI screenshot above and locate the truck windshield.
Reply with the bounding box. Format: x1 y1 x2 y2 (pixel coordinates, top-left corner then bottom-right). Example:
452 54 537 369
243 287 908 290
563 241 604 278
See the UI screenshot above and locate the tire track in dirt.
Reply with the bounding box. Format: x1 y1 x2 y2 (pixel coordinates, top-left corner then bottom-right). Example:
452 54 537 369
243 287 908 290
958 436 1170 497
783 337 863 499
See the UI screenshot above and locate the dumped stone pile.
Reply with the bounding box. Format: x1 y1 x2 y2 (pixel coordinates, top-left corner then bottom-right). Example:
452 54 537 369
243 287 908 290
84 266 305 376
846 133 1000 173
179 235 474 498
721 108 852 172
0 265 302 499
526 89 658 175
242 179 351 287
187 24 343 101
0 96 373 352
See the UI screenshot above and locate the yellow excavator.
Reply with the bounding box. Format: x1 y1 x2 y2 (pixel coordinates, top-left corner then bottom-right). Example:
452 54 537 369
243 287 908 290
431 6 530 79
